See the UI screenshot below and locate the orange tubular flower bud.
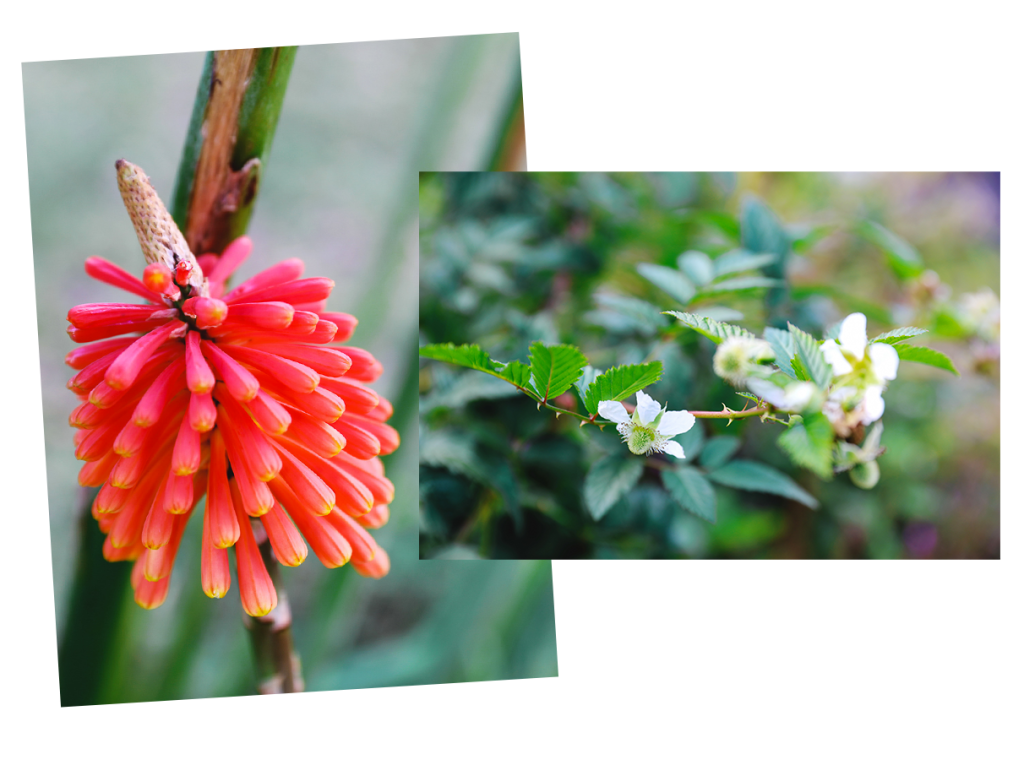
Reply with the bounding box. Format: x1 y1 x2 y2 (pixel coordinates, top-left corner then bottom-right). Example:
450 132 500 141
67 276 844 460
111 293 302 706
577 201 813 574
341 413 400 455
202 340 261 402
357 504 390 529
338 346 383 382
228 276 333 307
252 343 351 377
170 416 202 476
351 546 390 579
233 497 278 617
320 312 357 343
142 476 177 550
277 403 345 459
223 301 294 330
245 390 292 435
206 430 240 549
66 336 136 370
132 357 186 427
220 422 275 517
271 478 351 568
223 258 305 303
272 444 336 516
193 297 229 329
84 256 165 303
162 473 195 515
216 397 282 482
105 320 186 390
221 345 319 393
330 417 381 460
201 508 232 599
316 376 379 414
259 501 308 567
185 331 215 394
142 262 178 296
187 392 217 432
143 508 191 582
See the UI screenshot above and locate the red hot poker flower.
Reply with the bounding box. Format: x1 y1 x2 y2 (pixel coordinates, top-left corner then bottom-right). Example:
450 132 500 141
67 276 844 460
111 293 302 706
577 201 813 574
66 161 397 616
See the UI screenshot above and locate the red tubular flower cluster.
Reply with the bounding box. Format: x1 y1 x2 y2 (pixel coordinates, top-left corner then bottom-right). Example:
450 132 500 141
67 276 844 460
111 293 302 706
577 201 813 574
66 236 397 616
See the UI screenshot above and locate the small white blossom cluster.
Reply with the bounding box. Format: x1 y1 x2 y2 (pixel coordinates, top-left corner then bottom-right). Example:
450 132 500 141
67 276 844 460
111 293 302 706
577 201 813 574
713 336 819 415
598 390 695 459
819 313 899 437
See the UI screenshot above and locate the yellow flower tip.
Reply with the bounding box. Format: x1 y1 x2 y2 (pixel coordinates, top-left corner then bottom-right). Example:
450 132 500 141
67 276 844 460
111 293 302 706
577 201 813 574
173 466 197 478
204 587 227 600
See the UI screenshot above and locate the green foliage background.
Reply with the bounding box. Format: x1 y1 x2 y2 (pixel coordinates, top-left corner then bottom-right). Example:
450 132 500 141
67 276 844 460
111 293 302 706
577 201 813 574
26 36 557 704
419 172 999 560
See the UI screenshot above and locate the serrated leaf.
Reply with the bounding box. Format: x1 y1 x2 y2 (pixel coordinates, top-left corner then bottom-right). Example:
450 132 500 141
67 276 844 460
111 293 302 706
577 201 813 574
583 453 644 521
859 220 924 280
420 343 502 374
665 311 755 344
777 412 834 480
700 436 741 470
699 276 783 295
637 262 696 305
894 344 960 376
663 466 717 523
677 250 715 286
787 322 833 389
712 249 778 278
707 459 819 509
763 327 797 379
872 327 928 345
583 362 663 415
497 360 536 394
528 342 588 401
574 365 601 400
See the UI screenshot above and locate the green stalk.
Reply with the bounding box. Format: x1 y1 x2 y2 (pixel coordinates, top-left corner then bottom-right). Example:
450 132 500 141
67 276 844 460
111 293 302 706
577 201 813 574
170 46 301 693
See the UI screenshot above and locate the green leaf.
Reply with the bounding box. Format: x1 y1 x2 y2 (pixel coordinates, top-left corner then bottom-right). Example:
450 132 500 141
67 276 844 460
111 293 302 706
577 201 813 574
741 196 790 263
497 360 536 393
712 248 778 278
777 412 834 480
528 342 589 401
665 311 755 344
700 436 741 470
699 276 783 295
787 323 833 389
583 453 644 521
420 343 501 374
574 365 601 400
663 466 717 523
637 262 697 305
872 327 928 345
583 362 664 415
858 220 924 280
763 327 797 379
707 459 819 509
590 293 669 335
674 419 705 462
677 250 715 286
894 344 960 376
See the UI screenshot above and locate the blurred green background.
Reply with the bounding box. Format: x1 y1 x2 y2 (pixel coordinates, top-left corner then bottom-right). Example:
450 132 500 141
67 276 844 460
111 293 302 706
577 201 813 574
419 172 999 560
25 35 556 704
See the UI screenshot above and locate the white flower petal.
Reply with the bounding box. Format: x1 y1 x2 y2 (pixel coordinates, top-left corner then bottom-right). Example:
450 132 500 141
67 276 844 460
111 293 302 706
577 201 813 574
783 382 817 411
861 386 886 424
658 410 696 436
868 342 899 380
839 312 868 359
821 339 854 375
598 400 630 423
661 440 685 459
635 389 662 425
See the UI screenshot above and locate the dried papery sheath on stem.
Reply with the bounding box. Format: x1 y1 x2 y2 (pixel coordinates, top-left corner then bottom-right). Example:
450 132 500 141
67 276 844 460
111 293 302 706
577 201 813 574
115 159 207 297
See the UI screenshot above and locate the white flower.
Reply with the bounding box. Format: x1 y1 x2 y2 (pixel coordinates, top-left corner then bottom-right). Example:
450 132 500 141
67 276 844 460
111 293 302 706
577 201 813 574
713 336 775 386
820 312 899 385
598 390 695 459
746 378 818 413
